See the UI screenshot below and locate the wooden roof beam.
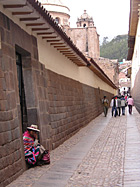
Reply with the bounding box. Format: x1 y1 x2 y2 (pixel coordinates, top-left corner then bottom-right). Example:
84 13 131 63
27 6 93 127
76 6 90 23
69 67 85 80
68 57 79 59
50 43 64 45
63 55 76 57
20 17 40 21
61 52 73 54
3 4 27 8
59 51 73 53
42 36 57 39
32 28 50 31
26 23 45 26
47 40 61 42
37 32 54 35
53 45 66 48
57 48 70 50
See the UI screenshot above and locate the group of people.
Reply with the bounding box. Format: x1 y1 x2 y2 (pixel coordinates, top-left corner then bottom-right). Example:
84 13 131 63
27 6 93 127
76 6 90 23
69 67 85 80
102 95 134 117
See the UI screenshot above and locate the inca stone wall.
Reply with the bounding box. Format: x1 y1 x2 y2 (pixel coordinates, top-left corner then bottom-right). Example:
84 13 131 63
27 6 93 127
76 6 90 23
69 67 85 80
0 12 113 186
0 13 26 186
0 12 43 186
35 68 113 150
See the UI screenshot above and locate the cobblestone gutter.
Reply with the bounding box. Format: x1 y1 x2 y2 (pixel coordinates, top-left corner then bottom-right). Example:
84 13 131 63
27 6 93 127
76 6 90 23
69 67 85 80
67 117 127 187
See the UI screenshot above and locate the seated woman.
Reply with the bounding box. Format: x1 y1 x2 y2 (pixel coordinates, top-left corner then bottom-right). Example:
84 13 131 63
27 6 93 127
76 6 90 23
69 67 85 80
23 124 50 167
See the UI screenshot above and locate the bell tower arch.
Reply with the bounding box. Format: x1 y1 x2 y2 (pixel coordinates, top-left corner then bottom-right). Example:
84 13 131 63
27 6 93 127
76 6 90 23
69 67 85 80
76 10 94 28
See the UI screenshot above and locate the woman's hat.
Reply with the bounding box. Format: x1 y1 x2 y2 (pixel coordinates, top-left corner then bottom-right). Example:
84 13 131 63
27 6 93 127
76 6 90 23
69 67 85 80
27 124 40 132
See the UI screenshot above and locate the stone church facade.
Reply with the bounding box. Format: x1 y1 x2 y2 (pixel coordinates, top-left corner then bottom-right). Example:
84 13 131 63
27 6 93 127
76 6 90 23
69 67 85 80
39 0 119 87
66 10 100 59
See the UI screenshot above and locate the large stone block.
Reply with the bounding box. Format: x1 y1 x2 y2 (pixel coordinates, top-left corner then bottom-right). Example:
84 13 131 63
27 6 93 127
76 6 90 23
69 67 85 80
37 87 45 100
31 35 37 47
7 154 14 166
10 118 19 130
39 101 46 113
22 56 32 69
2 43 15 59
3 131 12 144
13 150 21 162
0 100 8 111
33 47 38 60
0 69 4 78
40 113 50 126
6 92 16 110
5 30 12 45
32 59 40 69
0 133 5 146
0 77 6 90
0 111 13 121
13 139 21 151
13 159 23 173
27 108 38 125
0 145 7 157
0 13 5 26
11 128 20 140
23 69 37 108
0 169 5 185
0 158 5 170
9 72 15 90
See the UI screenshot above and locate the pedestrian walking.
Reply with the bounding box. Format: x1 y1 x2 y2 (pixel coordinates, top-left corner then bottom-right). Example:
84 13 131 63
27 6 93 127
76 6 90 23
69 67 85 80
110 96 118 117
127 95 134 114
121 95 127 115
117 96 121 116
102 96 109 117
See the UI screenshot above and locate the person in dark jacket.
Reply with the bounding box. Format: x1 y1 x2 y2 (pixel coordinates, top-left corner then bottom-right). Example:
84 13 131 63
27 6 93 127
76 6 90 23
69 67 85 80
117 96 121 116
110 96 118 117
102 96 109 117
121 95 126 115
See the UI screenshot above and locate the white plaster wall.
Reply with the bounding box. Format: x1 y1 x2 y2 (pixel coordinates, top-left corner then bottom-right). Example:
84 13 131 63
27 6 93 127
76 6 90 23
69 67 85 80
37 38 79 81
37 38 115 94
78 67 115 94
131 17 140 89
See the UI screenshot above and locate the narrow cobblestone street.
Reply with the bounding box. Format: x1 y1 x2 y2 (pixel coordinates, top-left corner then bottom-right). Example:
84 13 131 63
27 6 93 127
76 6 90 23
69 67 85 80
7 107 140 187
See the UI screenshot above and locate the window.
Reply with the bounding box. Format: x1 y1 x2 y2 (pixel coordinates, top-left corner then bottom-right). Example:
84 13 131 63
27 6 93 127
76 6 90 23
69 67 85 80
83 23 86 27
55 17 60 24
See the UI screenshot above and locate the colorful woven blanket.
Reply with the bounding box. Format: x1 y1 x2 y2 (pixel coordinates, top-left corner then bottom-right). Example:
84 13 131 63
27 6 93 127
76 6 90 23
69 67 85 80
23 131 40 165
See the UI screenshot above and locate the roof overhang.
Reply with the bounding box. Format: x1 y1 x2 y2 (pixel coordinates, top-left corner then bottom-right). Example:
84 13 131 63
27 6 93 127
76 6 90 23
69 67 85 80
89 58 117 89
127 0 140 60
0 0 89 67
0 0 117 90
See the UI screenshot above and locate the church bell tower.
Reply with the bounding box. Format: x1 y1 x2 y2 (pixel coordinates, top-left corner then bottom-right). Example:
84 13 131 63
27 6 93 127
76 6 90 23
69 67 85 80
76 10 94 28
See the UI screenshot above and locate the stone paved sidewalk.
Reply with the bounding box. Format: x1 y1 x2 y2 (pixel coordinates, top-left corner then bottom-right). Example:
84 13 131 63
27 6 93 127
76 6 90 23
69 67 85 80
7 107 140 187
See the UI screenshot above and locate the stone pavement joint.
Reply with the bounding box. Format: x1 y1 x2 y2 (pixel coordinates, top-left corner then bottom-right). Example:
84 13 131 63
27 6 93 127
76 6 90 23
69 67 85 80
67 116 127 186
7 108 140 187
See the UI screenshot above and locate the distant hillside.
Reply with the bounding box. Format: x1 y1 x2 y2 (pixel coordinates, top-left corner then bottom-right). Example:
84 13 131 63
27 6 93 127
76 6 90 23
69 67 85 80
100 35 128 62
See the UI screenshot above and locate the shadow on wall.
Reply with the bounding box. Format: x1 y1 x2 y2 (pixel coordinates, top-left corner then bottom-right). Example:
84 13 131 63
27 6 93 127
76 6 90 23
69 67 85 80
131 68 140 113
